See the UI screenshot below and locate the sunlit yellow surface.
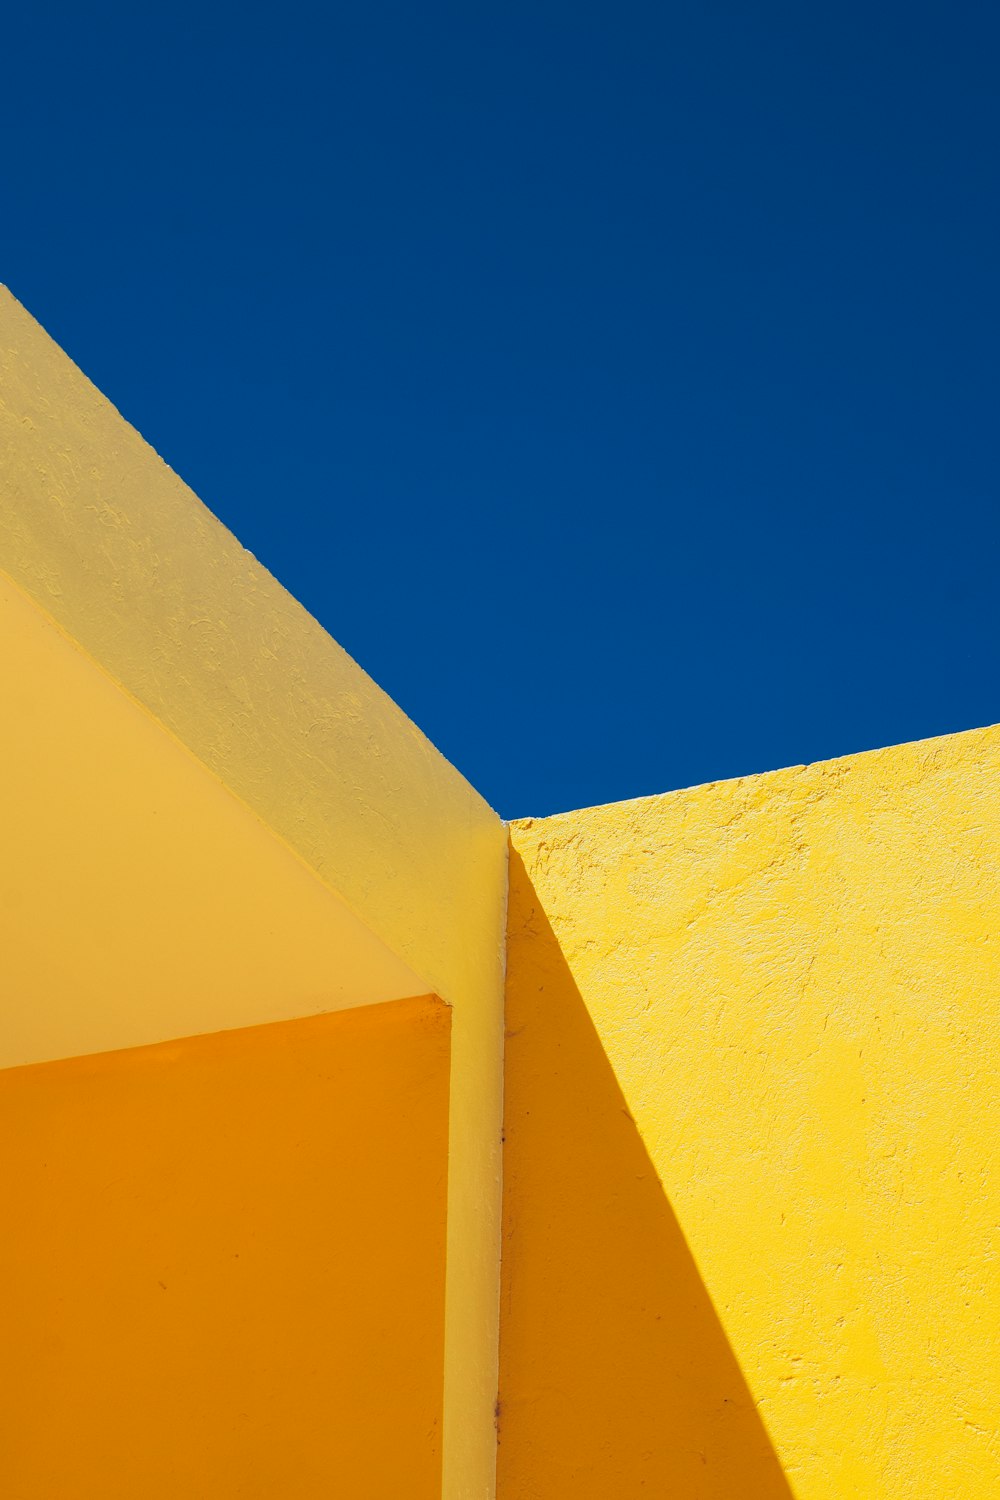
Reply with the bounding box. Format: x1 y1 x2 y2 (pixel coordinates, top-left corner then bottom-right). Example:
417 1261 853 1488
0 998 450 1498
503 727 1000 1499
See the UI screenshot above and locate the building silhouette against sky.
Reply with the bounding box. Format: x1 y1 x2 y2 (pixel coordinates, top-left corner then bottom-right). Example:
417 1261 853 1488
2 289 997 1498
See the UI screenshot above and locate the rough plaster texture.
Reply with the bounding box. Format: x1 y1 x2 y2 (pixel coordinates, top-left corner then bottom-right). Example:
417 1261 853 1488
503 726 1000 1498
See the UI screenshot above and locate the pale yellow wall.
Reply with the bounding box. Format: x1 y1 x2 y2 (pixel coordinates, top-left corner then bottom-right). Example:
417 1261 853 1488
503 726 1000 1498
0 568 426 1067
0 997 450 1499
0 288 506 1500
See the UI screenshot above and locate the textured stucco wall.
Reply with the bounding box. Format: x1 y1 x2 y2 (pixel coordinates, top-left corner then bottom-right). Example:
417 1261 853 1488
502 725 1000 1498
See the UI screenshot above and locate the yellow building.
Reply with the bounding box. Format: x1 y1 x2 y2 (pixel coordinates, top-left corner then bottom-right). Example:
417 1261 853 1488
1 287 997 1498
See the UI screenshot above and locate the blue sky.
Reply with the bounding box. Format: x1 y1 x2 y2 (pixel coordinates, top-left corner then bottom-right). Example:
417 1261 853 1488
4 3 997 818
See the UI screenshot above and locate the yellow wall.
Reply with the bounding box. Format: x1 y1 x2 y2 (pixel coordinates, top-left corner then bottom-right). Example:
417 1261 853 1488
502 726 1000 1499
0 287 507 1500
0 567 427 1068
0 997 450 1499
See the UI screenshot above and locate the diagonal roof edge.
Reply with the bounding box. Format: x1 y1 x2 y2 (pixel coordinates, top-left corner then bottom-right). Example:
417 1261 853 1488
0 285 506 1011
0 286 507 1500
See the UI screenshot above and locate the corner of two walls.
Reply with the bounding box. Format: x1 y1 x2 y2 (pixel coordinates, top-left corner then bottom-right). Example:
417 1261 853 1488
7 288 998 1499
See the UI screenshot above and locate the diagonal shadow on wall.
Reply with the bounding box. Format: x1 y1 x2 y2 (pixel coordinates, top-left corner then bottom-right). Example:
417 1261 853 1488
498 848 795 1499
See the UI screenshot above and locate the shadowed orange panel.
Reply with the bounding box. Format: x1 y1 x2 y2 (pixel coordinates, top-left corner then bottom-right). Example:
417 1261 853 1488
498 850 794 1499
0 995 450 1499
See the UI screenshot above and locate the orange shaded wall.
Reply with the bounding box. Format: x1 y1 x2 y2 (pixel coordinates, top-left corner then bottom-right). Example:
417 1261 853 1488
0 996 450 1499
497 848 792 1499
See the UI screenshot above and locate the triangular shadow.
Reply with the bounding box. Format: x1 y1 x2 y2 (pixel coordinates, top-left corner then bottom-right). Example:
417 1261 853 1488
498 847 795 1498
